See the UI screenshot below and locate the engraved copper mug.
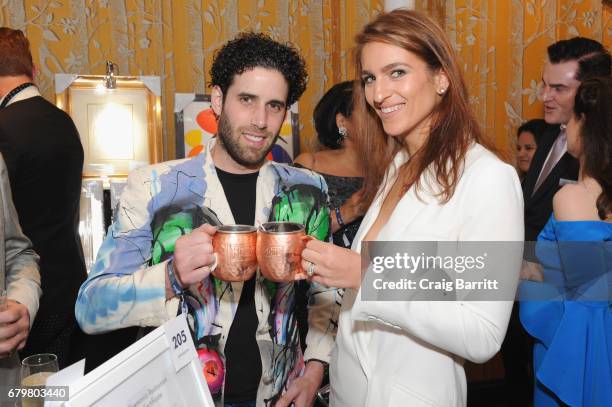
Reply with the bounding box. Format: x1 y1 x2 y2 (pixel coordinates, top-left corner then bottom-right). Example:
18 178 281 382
256 222 307 282
211 225 258 282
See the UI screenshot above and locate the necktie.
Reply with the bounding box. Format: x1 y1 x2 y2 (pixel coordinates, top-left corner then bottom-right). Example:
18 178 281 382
532 129 567 196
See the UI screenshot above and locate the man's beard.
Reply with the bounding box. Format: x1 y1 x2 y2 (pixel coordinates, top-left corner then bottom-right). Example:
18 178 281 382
216 113 276 168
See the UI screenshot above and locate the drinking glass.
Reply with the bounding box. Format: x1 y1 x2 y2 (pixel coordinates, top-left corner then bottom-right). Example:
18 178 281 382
20 353 59 407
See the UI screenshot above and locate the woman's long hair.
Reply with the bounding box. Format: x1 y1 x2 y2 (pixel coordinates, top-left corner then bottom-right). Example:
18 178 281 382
573 76 612 220
352 9 497 206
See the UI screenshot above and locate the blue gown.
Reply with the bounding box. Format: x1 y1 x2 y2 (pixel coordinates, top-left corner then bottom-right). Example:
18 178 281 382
520 216 612 406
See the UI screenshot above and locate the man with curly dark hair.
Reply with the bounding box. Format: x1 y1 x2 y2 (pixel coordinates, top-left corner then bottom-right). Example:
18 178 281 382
210 32 307 109
76 33 339 407
208 32 308 170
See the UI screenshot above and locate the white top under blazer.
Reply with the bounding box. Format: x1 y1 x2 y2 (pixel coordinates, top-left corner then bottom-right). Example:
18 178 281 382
330 143 524 407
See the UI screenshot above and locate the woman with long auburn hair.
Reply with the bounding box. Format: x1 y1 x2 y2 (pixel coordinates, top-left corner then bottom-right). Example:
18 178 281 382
298 9 524 407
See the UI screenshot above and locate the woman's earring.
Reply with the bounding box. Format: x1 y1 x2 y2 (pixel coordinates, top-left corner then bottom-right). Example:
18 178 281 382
338 127 348 141
437 88 447 95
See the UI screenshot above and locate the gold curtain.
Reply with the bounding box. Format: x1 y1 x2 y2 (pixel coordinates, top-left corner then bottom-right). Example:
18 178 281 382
445 0 612 157
0 0 383 159
1 1 609 159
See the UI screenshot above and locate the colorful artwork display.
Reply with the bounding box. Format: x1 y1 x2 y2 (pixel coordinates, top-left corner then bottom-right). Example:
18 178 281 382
174 93 299 163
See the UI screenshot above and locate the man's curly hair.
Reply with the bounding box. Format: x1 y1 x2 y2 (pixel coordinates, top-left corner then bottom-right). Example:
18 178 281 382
210 32 307 106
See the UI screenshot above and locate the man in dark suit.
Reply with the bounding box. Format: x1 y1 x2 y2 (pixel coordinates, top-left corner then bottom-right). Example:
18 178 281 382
523 37 610 245
0 27 87 368
503 37 611 406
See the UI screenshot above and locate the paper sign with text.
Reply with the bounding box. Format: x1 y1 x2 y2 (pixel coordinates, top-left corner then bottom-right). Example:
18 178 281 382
164 313 198 372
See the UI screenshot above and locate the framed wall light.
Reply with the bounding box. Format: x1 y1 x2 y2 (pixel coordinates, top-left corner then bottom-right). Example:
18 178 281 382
55 70 163 178
55 67 162 272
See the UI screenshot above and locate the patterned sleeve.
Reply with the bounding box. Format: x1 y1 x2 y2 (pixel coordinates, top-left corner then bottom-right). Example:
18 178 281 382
304 282 341 363
75 167 170 334
269 166 341 363
303 176 340 363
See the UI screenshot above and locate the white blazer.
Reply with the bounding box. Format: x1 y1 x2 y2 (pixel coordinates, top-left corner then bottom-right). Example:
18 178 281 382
330 143 524 407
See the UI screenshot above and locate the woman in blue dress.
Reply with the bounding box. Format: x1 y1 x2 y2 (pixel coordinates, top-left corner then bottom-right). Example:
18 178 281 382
520 76 612 406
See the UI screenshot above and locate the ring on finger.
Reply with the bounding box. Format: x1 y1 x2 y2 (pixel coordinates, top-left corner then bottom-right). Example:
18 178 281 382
307 261 316 277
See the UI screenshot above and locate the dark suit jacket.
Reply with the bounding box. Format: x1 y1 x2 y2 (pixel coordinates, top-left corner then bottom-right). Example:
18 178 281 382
522 125 579 250
0 96 86 318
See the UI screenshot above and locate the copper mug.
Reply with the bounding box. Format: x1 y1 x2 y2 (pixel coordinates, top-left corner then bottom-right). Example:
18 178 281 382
256 222 307 282
211 225 258 282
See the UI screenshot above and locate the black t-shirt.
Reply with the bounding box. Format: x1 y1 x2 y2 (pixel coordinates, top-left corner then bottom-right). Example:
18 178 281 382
215 167 261 403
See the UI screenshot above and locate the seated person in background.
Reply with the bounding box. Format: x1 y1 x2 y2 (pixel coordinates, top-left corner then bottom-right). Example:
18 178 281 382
294 81 365 249
520 76 612 407
75 33 340 407
516 118 549 181
0 152 41 404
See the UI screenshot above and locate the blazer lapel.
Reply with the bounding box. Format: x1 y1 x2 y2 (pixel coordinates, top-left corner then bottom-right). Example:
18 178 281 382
200 139 235 224
352 150 411 251
383 186 432 241
523 127 559 201
529 151 573 202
